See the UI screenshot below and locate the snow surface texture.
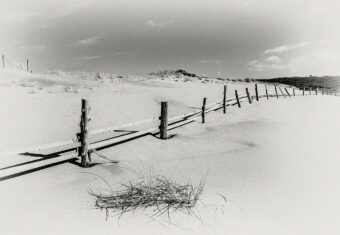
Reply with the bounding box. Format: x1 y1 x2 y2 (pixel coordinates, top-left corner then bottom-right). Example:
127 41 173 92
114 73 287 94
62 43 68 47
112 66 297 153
0 69 339 235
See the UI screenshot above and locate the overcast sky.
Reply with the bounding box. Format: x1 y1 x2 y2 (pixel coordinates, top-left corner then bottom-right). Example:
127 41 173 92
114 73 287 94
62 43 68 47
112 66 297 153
1 0 339 78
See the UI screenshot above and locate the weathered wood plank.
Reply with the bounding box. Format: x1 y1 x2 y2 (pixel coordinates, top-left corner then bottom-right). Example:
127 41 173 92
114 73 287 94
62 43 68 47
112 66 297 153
246 88 252 104
202 98 207 123
235 90 241 108
223 85 227 114
80 99 90 167
160 102 168 139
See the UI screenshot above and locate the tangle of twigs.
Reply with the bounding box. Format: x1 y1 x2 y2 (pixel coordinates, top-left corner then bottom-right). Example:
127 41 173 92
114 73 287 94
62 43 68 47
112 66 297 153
88 174 206 221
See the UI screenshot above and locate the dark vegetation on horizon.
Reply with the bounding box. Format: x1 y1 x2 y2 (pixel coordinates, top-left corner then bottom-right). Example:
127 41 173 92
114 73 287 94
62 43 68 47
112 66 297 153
257 76 340 90
149 69 207 78
149 70 340 90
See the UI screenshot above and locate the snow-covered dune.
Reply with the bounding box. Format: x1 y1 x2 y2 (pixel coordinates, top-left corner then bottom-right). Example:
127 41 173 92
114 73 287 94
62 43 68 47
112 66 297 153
0 70 339 235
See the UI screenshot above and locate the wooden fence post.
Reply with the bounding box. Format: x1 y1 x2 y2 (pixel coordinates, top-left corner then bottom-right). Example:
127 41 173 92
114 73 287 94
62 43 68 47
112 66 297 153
27 59 29 72
80 99 90 167
246 88 252 104
303 87 305 96
275 85 279 99
2 55 4 69
279 87 286 98
309 88 311 95
202 98 207 123
293 88 296 96
255 84 259 101
265 85 269 99
223 85 227 114
160 102 168 139
235 90 241 108
284 88 291 97
315 88 318 95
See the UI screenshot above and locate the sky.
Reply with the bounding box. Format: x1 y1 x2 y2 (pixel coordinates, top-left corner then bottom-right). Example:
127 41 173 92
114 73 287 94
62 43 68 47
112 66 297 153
0 0 340 78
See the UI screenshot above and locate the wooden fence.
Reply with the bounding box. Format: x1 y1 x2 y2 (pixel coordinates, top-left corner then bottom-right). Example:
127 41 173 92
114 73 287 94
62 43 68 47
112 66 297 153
1 54 32 73
0 83 338 180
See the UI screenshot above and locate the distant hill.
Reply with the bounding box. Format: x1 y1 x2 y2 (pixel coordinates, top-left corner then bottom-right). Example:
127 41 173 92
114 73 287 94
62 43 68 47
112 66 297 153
148 69 207 78
257 76 340 90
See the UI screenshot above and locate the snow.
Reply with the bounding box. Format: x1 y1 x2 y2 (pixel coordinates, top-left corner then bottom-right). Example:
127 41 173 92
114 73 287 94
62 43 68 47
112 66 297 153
0 69 339 234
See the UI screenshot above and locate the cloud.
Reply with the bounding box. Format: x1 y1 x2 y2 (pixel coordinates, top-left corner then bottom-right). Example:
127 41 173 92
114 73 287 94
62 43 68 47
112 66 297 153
80 55 103 61
264 42 309 54
242 2 251 7
146 20 175 28
49 1 94 18
79 51 137 61
286 45 340 75
75 36 101 46
265 56 282 64
248 56 285 71
0 11 40 23
199 59 224 66
248 40 340 75
5 41 47 51
310 7 323 17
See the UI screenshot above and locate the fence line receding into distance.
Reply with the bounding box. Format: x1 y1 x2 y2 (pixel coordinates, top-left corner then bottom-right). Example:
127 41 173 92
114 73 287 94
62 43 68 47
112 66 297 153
0 83 338 180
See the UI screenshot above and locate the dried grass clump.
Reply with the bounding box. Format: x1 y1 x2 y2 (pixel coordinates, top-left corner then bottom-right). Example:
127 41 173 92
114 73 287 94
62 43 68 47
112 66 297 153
89 175 205 219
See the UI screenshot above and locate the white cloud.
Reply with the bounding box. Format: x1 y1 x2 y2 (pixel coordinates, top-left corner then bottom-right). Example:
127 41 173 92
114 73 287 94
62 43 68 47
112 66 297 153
75 36 101 46
248 40 340 75
242 2 251 7
266 56 282 64
0 11 40 23
79 51 137 61
286 45 340 75
146 20 175 28
80 55 103 60
310 7 324 17
264 42 309 54
49 1 94 19
199 59 224 65
5 41 47 51
248 56 285 71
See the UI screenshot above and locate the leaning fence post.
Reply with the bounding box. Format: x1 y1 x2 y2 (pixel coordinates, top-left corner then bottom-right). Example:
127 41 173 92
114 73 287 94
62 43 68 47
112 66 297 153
274 85 279 98
80 99 90 167
2 55 4 69
255 84 259 101
202 98 207 123
246 88 252 104
265 85 269 99
284 88 291 97
279 87 286 98
303 87 305 96
293 88 296 96
235 90 241 108
223 85 227 114
160 102 168 139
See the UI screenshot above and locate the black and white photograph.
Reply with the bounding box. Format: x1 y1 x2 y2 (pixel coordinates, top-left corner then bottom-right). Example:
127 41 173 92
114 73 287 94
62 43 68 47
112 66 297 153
0 0 339 234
